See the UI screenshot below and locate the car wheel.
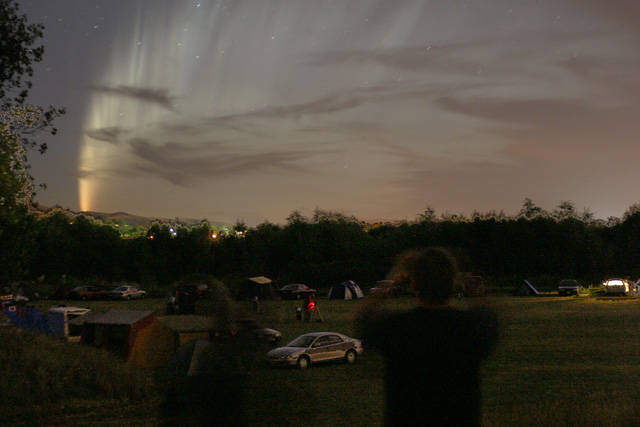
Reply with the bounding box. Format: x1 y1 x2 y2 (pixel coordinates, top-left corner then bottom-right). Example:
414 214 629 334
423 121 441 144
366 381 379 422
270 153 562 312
345 350 357 364
297 355 310 369
126 295 131 300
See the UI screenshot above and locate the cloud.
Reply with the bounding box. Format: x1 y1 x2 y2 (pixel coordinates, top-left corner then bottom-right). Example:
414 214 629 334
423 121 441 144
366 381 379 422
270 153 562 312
123 138 316 187
86 127 130 144
77 169 96 179
555 55 640 100
89 85 176 111
207 92 364 125
434 94 640 171
303 32 567 74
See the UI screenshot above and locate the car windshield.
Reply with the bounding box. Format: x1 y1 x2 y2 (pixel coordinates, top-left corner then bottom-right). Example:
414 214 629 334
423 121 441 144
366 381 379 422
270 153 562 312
560 281 577 286
606 280 623 286
113 286 128 292
286 335 317 348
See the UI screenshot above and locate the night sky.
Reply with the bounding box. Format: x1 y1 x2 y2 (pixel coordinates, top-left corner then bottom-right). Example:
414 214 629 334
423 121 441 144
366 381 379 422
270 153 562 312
18 0 640 225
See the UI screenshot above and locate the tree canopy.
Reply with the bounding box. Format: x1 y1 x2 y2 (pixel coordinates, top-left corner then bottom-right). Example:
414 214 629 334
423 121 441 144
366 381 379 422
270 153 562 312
0 0 65 203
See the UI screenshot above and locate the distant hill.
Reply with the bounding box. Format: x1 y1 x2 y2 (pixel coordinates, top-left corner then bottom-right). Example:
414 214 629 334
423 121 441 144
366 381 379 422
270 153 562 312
82 211 231 228
33 205 229 228
82 211 163 226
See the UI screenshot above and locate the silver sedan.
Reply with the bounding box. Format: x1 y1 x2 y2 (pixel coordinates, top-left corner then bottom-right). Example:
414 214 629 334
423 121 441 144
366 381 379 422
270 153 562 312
266 332 363 369
109 285 146 300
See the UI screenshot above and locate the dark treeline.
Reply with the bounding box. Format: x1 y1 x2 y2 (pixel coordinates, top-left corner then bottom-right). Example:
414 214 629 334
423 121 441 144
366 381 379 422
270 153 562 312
3 200 640 295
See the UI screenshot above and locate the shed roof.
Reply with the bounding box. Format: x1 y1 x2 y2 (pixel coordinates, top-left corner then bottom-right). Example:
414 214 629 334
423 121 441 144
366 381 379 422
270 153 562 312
86 309 155 325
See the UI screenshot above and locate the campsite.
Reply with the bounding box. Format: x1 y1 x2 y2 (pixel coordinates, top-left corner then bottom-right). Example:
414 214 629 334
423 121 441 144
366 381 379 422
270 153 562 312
4 291 640 426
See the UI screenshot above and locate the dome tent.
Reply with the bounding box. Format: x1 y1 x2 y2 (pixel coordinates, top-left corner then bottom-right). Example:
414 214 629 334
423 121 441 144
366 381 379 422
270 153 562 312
327 280 364 300
513 280 540 296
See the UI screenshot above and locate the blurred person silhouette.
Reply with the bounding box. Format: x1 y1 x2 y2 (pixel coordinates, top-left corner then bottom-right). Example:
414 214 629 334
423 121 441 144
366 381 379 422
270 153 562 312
357 248 498 427
160 279 258 427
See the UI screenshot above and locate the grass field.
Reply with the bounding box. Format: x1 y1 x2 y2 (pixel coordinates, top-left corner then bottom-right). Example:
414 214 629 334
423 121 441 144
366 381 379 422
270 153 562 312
6 294 640 426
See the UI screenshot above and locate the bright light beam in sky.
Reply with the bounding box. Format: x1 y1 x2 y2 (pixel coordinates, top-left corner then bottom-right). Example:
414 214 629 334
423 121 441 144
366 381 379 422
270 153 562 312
79 0 456 220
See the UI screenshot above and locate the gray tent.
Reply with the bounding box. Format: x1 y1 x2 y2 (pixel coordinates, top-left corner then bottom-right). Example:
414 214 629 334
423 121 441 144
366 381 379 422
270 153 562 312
327 280 364 300
513 280 540 296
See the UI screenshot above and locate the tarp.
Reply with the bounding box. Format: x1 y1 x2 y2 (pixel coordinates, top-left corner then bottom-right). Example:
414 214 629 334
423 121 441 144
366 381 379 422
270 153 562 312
2 305 51 334
327 280 364 300
513 280 540 296
129 315 215 370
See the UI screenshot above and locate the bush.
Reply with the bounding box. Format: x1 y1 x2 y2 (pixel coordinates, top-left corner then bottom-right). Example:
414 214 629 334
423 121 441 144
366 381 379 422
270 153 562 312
0 328 158 406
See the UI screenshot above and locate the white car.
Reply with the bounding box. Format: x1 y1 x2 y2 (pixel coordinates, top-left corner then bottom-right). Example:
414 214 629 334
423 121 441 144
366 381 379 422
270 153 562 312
109 285 146 300
603 279 631 296
266 332 363 369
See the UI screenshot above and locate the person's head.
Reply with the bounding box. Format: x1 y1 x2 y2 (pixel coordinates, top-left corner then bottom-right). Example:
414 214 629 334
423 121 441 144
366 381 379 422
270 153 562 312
392 248 457 305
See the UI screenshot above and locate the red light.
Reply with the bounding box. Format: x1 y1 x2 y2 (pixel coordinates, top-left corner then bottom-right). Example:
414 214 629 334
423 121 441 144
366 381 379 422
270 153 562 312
308 301 316 310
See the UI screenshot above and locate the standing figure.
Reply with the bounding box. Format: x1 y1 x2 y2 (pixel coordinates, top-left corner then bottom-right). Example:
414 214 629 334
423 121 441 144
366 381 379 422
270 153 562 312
357 248 499 427
302 294 315 323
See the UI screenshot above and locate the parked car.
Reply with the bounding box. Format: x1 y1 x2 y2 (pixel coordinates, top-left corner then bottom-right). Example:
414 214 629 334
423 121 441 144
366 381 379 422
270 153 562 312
109 285 146 300
236 318 282 346
603 278 631 296
69 286 110 300
558 280 580 296
279 284 316 300
2 284 44 302
266 332 363 369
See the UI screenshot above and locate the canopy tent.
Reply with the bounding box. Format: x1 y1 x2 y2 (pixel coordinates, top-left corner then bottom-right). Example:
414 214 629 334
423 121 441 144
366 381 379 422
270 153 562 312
129 315 216 370
513 280 540 296
327 280 364 300
237 276 277 300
